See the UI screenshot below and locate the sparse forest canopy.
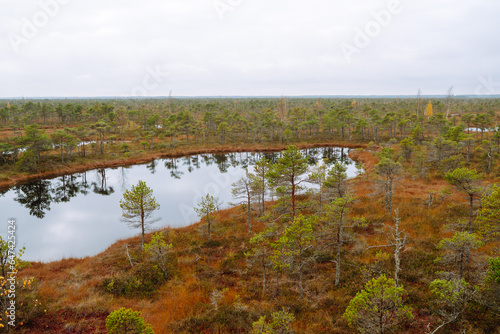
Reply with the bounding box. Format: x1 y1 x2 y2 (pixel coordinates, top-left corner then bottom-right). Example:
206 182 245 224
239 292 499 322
0 97 499 177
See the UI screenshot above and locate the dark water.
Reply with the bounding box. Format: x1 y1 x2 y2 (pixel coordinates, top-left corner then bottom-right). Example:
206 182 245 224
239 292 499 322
0 147 357 262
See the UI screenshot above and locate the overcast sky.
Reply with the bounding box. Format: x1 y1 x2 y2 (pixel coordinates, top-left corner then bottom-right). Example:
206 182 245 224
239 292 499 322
1 0 499 97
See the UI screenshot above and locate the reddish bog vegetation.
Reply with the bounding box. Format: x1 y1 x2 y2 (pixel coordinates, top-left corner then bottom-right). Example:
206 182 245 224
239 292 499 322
13 145 500 333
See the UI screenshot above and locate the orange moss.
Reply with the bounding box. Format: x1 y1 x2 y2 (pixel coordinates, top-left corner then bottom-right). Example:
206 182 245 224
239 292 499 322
14 147 500 334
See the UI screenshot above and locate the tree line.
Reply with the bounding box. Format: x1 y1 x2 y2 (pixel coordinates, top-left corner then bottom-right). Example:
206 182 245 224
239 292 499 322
1 97 499 173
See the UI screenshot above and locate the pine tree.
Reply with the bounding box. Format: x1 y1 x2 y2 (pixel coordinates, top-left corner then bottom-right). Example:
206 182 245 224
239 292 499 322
232 168 255 233
120 180 160 249
374 158 402 218
195 194 217 241
251 157 270 215
344 275 413 334
267 145 309 221
445 168 481 233
272 215 317 298
323 193 364 287
477 184 500 240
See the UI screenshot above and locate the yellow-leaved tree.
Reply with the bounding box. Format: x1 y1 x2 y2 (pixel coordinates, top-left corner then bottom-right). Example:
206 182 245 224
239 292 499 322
425 101 433 117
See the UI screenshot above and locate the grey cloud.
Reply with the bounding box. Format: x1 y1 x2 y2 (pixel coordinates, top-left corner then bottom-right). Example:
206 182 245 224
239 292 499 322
0 0 499 97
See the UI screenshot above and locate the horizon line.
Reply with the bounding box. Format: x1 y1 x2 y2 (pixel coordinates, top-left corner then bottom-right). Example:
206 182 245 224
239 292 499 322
1 94 500 100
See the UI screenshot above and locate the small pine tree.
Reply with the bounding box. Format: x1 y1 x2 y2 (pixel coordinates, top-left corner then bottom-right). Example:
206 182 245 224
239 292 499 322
477 184 500 240
120 180 160 249
144 232 173 279
248 229 274 295
251 308 295 334
267 145 309 221
251 157 271 216
195 194 217 241
444 168 481 233
344 275 413 334
272 215 317 298
106 308 154 334
232 168 255 233
427 278 470 334
374 158 402 218
436 232 483 279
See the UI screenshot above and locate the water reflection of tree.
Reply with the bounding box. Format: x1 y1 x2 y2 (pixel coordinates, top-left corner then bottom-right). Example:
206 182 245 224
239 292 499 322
182 156 194 173
92 169 115 195
202 154 213 167
165 158 183 179
262 152 278 164
53 175 80 203
319 147 352 166
14 180 53 219
305 148 320 165
238 152 251 169
191 155 200 170
214 154 229 173
170 148 355 173
147 160 157 174
119 167 129 192
229 153 240 168
9 147 356 219
321 147 337 161
80 172 91 195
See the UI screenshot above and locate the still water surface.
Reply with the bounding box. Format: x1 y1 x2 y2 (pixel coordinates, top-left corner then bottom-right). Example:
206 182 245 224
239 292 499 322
0 147 357 262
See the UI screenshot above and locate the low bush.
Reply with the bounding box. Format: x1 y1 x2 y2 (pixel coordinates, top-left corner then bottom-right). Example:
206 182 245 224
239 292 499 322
101 262 164 298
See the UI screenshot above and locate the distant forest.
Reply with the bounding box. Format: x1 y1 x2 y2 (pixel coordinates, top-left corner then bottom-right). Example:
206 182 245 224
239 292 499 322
0 97 499 172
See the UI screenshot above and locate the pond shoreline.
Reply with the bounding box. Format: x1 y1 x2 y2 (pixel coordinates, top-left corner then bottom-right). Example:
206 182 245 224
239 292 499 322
0 141 366 190
4 144 365 263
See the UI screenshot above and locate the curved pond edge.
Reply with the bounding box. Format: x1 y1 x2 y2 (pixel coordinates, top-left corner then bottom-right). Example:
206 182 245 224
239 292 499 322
0 141 367 190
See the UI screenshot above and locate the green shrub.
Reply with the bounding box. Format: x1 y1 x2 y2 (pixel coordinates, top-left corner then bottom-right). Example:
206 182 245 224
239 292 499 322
15 151 36 172
171 307 254 333
156 142 168 149
101 262 164 297
487 257 500 284
120 142 130 153
251 308 295 334
219 250 245 274
213 307 253 331
106 307 154 334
